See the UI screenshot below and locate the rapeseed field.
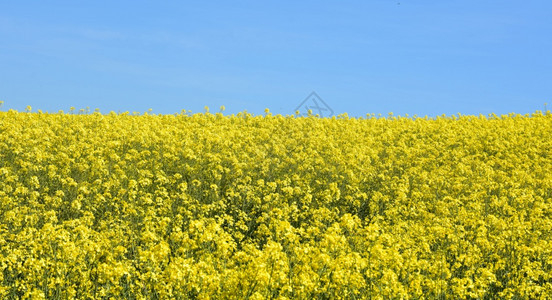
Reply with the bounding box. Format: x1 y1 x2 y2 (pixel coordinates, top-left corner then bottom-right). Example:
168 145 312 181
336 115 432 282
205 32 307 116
1 108 551 299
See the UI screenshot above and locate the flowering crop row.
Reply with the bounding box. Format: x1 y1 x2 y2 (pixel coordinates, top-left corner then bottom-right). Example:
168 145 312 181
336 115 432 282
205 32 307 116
1 109 551 299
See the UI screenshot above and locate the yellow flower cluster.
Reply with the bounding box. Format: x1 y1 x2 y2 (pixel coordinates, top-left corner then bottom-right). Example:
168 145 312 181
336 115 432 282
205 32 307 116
1 109 552 299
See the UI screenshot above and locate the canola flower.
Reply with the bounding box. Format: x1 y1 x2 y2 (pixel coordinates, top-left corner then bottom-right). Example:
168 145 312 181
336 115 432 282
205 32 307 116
0 109 552 299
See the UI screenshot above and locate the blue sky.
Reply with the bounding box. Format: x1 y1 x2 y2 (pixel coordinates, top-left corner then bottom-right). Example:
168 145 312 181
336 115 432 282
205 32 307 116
1 1 551 117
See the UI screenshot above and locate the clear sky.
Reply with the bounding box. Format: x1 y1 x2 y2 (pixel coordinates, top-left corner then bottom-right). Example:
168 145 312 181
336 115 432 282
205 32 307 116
1 1 551 117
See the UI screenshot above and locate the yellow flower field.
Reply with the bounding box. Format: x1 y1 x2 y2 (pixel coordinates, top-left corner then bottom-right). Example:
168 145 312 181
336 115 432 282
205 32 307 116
1 109 551 299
